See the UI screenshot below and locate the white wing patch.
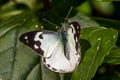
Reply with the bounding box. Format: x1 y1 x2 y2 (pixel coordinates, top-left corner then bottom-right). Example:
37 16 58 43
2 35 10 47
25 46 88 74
42 40 80 73
20 31 59 58
34 44 39 49
34 32 60 58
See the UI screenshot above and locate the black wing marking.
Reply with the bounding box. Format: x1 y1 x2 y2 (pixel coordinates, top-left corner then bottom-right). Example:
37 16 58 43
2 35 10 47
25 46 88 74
61 22 81 60
69 22 80 38
20 31 44 56
69 22 81 53
19 31 59 57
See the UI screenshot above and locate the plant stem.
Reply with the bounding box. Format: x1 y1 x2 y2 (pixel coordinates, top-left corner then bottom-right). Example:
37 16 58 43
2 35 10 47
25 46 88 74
59 73 64 80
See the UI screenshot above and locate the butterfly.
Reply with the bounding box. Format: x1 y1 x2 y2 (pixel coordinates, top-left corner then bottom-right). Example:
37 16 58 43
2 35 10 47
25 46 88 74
19 21 81 73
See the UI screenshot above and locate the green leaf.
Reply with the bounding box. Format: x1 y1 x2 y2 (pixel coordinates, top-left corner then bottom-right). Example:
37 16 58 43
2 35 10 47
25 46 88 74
69 13 100 29
91 1 114 17
40 63 60 80
93 17 120 46
76 1 92 16
15 0 37 9
0 48 13 80
0 13 39 80
104 47 120 64
26 64 41 80
0 1 24 21
0 12 60 80
0 14 28 80
93 17 120 30
71 27 118 80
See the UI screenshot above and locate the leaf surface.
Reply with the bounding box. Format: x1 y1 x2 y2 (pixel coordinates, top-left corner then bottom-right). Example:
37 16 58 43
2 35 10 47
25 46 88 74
72 27 118 80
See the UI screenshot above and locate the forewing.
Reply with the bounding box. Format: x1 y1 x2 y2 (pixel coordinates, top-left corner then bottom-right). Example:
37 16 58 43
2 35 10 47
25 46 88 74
67 22 81 53
66 22 81 69
19 31 59 58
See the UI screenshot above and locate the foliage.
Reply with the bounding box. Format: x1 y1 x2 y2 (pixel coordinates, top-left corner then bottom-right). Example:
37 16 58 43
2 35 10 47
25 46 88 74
0 0 120 80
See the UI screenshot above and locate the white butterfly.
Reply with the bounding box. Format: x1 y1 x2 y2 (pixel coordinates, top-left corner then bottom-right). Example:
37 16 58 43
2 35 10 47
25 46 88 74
20 22 81 73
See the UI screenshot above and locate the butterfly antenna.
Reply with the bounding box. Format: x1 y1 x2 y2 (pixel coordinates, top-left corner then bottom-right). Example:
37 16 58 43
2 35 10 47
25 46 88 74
64 6 73 24
43 18 58 28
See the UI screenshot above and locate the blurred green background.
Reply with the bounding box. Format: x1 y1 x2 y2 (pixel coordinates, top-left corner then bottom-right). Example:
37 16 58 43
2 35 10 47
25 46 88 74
0 0 120 80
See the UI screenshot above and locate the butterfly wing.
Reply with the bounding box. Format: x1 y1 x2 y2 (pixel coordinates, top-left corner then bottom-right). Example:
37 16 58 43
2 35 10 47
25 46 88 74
42 41 74 73
66 22 81 69
20 30 70 72
67 22 81 55
19 22 81 73
42 22 81 73
20 31 60 58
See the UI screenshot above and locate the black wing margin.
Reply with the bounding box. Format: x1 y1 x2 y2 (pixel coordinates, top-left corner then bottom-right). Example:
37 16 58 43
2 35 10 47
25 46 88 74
19 31 44 56
19 31 59 57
